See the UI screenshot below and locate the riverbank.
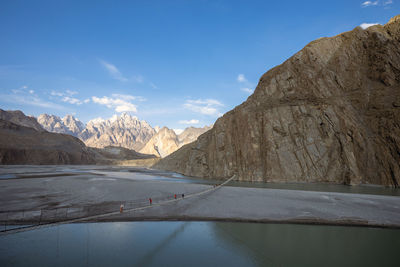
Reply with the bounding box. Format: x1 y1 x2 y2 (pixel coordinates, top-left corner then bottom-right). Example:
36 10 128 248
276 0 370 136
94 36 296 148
0 166 399 229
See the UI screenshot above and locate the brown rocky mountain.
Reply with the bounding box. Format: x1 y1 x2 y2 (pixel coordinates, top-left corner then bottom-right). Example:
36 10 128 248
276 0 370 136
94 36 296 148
0 109 44 132
155 16 400 187
37 114 84 137
78 113 155 151
0 110 95 164
140 127 180 157
140 126 211 157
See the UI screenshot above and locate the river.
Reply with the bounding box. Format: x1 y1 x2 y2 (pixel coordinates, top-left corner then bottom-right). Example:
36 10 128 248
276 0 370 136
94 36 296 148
0 221 399 267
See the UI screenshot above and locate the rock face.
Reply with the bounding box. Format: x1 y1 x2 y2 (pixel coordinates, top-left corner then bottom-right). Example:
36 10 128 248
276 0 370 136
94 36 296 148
140 127 180 157
37 114 84 137
0 109 44 132
62 115 85 135
140 126 211 157
91 146 156 163
178 126 212 146
0 110 95 164
80 113 155 151
155 16 400 187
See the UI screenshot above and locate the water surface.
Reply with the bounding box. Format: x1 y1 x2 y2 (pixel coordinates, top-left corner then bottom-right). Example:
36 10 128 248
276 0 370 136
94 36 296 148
0 221 399 267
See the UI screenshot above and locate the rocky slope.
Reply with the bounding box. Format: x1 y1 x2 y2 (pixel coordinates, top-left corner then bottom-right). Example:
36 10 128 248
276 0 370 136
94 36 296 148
79 113 155 151
140 127 180 157
0 110 95 164
37 114 84 137
178 126 212 146
0 109 44 132
140 126 211 157
155 16 400 187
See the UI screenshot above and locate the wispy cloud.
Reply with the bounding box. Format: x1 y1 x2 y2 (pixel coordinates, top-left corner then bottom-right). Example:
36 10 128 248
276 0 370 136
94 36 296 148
179 119 200 124
1 87 63 109
241 87 254 94
360 23 380 29
62 96 84 105
384 0 393 5
92 94 139 113
99 59 128 82
51 90 86 105
183 99 223 116
111 93 146 102
361 1 379 7
149 82 158 89
237 74 247 83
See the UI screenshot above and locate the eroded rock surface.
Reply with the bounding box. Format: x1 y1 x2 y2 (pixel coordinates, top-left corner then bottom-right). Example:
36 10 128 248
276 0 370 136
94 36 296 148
0 111 95 164
37 114 84 137
79 113 156 151
155 16 400 187
140 126 211 157
0 109 44 132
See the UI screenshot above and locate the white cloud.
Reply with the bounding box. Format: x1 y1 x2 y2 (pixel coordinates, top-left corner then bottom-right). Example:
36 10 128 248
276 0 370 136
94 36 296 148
83 99 90 103
361 1 379 7
66 89 78 95
183 99 223 116
241 87 254 94
2 89 63 109
51 90 86 105
384 0 393 5
99 59 128 82
50 90 64 97
29 90 34 94
62 96 83 105
360 23 380 29
111 93 146 102
179 119 200 124
237 74 247 83
173 129 184 135
92 95 137 113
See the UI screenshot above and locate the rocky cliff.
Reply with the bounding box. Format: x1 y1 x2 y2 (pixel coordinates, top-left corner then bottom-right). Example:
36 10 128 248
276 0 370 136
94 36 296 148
140 126 211 157
0 110 95 164
0 109 44 132
155 16 400 187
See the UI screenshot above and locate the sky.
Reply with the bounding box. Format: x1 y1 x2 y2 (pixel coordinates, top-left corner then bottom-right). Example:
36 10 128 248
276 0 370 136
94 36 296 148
0 0 398 131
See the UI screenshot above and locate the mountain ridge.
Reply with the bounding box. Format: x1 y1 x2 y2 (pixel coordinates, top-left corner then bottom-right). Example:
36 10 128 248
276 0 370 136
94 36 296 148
154 15 400 187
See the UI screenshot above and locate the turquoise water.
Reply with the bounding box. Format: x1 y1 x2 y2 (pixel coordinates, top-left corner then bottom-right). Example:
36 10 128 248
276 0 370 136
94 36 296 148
1 222 399 267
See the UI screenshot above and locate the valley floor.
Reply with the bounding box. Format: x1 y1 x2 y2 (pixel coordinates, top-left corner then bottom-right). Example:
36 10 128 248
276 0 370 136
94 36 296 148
0 165 399 229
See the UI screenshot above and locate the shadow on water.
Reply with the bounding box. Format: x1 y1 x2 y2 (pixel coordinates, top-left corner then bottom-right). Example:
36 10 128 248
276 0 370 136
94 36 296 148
211 222 400 267
134 222 189 266
1 222 400 267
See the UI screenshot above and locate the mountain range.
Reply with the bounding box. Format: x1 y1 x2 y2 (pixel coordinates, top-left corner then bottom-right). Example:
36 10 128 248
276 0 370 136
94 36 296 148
36 112 210 157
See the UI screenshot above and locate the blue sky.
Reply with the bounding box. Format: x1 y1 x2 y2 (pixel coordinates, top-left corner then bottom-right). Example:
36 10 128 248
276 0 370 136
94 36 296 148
0 0 398 131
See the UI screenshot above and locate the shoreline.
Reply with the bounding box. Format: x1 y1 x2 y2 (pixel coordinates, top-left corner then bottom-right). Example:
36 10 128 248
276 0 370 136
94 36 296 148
1 166 400 234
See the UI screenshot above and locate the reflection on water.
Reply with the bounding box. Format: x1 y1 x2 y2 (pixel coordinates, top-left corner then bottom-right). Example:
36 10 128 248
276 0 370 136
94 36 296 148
0 222 399 267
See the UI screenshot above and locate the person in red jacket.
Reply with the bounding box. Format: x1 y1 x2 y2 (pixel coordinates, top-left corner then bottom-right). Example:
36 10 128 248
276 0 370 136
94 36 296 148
149 198 152 205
